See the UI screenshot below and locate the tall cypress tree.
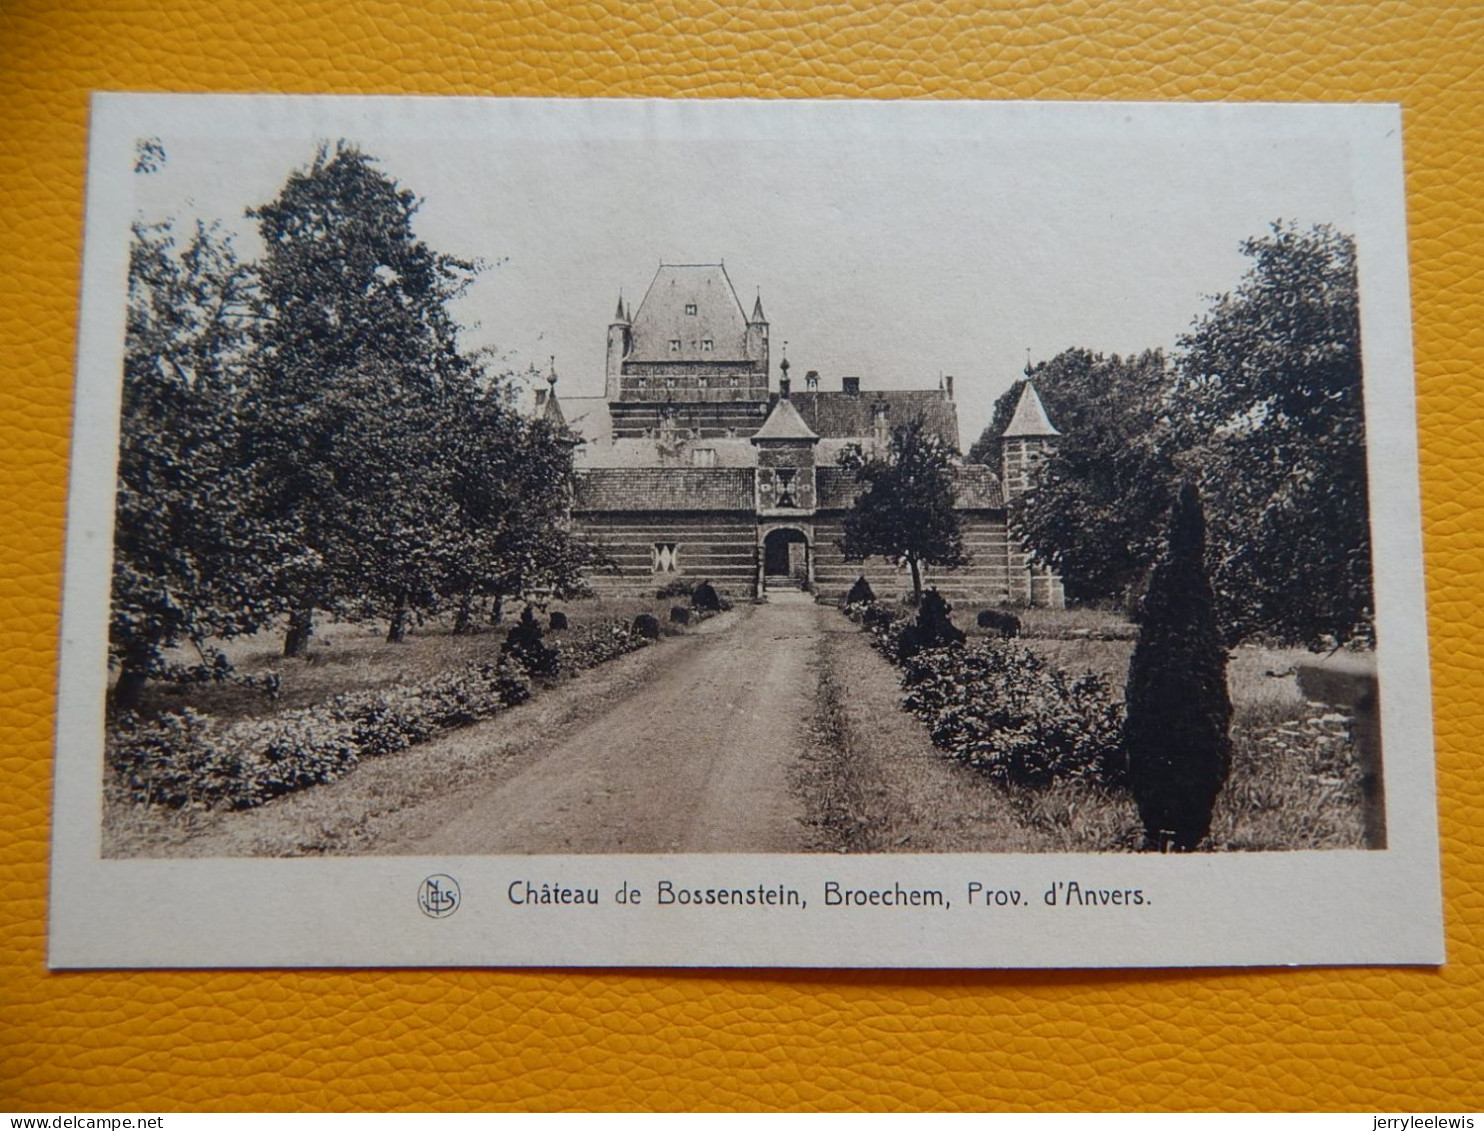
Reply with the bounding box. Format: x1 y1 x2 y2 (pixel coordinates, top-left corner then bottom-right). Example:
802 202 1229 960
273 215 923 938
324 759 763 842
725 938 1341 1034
1124 482 1232 850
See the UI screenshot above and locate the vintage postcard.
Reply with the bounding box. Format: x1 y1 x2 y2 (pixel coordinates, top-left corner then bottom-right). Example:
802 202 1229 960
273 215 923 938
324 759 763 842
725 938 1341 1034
49 95 1442 968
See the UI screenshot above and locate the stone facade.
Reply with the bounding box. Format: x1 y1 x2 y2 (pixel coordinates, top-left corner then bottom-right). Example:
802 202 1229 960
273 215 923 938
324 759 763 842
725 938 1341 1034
543 262 1064 606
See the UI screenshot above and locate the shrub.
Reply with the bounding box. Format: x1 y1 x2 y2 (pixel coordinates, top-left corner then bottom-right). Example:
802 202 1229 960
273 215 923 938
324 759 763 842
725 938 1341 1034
502 606 559 677
691 580 722 612
107 657 533 811
631 613 661 640
844 576 876 605
656 578 694 600
1124 483 1232 851
896 588 966 661
670 605 691 625
977 609 1021 638
554 619 651 671
549 610 569 631
901 640 1125 787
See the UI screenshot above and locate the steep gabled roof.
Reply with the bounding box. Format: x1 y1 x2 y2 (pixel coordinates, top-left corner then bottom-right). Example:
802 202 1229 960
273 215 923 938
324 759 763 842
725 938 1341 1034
788 390 960 451
751 397 819 442
572 468 755 513
627 263 750 363
1002 380 1060 438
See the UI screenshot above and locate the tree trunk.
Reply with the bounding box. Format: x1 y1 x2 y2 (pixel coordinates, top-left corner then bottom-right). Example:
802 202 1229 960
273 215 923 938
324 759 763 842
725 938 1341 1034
452 589 474 636
908 557 923 605
386 590 408 644
283 607 315 657
112 650 150 714
488 594 504 626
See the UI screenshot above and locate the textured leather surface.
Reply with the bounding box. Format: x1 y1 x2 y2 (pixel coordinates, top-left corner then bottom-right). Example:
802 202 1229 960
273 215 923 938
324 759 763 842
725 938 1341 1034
3 0 1482 1112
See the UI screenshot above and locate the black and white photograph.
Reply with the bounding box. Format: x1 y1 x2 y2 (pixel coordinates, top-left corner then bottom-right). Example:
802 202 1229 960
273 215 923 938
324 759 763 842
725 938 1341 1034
49 97 1442 968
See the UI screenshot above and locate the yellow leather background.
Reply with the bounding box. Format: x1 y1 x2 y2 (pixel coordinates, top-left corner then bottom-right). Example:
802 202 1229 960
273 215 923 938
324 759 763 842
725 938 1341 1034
4 0 1481 1112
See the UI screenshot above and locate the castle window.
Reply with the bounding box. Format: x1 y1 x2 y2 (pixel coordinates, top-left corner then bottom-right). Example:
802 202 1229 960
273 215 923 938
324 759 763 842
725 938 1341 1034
684 303 697 315
692 448 716 468
668 339 681 352
701 339 714 352
653 543 679 574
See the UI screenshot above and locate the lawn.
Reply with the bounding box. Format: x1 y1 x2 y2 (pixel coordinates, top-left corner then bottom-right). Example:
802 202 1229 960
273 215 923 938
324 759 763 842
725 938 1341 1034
866 601 1371 852
127 595 692 729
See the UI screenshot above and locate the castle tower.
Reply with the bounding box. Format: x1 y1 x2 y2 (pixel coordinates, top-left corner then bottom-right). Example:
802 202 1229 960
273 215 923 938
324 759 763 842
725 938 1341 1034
604 293 630 402
1000 380 1059 498
1001 379 1064 607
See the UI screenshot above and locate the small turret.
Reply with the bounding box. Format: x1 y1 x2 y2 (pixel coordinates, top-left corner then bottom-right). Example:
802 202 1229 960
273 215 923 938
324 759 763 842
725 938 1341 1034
605 292 631 401
1001 380 1059 498
746 289 770 384
1001 377 1064 607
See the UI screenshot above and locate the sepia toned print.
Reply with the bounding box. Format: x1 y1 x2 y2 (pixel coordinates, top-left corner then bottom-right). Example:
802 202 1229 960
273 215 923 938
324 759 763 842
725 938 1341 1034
50 97 1440 968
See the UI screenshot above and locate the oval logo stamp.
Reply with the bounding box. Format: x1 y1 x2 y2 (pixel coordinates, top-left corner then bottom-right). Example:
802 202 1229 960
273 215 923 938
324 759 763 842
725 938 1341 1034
418 874 461 919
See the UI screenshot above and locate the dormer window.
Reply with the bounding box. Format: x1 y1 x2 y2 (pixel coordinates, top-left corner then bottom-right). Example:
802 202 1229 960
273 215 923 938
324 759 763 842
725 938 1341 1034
669 339 681 352
701 339 714 352
684 304 697 316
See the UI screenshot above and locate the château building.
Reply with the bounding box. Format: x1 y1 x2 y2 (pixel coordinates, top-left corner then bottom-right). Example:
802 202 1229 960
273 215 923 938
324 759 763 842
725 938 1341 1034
535 262 1063 605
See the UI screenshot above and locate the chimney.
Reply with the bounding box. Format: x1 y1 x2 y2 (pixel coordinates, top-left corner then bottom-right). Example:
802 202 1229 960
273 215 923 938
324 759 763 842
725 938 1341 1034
842 376 861 396
944 375 954 401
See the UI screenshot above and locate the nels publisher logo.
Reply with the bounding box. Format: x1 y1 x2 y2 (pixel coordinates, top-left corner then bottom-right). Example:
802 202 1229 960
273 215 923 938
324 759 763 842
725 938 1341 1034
418 874 461 919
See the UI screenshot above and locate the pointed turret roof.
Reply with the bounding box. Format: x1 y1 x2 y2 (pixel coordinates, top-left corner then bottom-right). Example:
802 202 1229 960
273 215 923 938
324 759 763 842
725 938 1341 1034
751 396 820 443
613 294 629 323
541 360 573 435
751 293 767 322
1002 381 1059 438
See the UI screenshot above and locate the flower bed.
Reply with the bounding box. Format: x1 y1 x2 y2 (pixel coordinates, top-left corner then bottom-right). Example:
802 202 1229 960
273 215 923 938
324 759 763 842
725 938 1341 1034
843 598 1125 788
110 658 533 810
110 612 671 812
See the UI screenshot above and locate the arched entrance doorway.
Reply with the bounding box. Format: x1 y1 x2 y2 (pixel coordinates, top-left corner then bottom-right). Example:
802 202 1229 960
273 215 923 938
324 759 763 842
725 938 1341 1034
762 527 810 591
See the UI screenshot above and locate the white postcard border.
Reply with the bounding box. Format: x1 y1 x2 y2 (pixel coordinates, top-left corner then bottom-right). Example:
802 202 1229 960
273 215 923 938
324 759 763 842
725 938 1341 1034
49 96 1443 969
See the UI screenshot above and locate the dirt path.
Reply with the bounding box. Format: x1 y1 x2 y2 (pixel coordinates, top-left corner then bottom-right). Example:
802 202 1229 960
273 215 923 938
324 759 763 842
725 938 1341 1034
113 596 838 857
392 593 824 854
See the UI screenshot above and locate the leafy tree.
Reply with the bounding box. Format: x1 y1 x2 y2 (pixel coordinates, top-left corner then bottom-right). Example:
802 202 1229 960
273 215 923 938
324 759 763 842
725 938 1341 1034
1124 483 1232 851
981 224 1371 647
246 143 479 652
112 220 280 709
839 417 967 603
1175 222 1371 646
1004 349 1177 605
437 379 598 633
